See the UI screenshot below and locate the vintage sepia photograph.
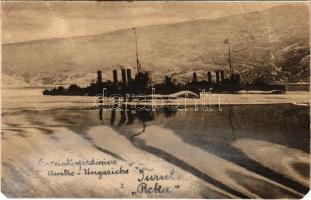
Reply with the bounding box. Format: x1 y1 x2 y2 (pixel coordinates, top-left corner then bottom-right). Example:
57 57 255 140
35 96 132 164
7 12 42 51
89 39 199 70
1 0 310 198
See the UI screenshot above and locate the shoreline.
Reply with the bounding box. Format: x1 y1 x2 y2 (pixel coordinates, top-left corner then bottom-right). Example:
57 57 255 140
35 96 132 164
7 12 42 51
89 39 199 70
2 88 309 112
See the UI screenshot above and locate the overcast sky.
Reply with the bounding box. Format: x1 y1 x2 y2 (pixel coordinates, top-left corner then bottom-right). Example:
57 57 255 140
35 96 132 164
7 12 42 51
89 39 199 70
2 1 307 44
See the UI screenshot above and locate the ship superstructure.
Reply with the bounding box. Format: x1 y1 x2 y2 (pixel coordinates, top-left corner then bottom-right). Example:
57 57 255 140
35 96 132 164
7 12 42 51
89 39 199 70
43 29 285 97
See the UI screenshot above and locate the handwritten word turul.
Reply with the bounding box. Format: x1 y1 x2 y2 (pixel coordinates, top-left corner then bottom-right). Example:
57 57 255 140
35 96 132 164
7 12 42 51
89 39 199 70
132 169 182 195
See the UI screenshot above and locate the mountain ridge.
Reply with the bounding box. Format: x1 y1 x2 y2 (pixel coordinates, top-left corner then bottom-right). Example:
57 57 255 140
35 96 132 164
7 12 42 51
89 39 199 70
2 4 310 86
4 4 308 46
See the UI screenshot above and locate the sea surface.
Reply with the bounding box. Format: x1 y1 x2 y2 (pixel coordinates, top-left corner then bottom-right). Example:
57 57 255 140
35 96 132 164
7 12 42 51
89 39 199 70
1 88 310 198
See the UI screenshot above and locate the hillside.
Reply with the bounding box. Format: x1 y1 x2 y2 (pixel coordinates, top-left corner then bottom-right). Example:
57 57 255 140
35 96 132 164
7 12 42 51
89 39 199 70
2 4 310 86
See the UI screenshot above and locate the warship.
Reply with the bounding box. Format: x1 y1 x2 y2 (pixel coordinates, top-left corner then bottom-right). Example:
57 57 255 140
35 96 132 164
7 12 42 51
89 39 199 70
43 28 285 98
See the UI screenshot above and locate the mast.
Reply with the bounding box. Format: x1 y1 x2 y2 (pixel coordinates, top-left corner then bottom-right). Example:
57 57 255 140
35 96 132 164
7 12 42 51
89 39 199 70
228 41 233 75
224 38 233 75
133 28 141 74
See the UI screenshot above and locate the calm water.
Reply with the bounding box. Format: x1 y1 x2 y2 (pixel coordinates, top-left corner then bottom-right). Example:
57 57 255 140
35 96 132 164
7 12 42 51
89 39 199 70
27 104 310 190
2 90 310 198
48 104 310 153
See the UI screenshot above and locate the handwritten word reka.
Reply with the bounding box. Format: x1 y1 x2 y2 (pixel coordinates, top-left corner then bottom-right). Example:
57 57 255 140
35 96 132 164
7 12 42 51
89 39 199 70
135 169 180 194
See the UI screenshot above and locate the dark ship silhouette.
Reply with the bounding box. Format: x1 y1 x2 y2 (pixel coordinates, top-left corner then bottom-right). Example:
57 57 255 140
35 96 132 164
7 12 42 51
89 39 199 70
43 28 285 98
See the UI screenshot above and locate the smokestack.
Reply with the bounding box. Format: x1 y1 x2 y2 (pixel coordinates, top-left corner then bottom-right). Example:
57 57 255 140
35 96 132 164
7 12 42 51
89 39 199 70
127 69 132 82
193 72 197 83
207 71 212 83
113 70 118 85
216 70 220 85
121 69 127 84
97 70 102 84
220 70 225 83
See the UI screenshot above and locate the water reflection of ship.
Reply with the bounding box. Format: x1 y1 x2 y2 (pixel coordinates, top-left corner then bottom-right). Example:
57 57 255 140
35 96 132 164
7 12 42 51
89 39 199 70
99 105 177 126
99 105 177 140
43 28 286 97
